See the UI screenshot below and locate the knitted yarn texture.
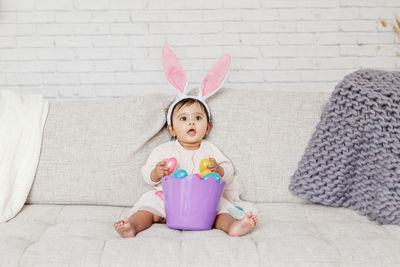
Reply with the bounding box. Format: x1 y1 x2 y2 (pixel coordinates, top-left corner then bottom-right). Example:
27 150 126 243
289 69 400 225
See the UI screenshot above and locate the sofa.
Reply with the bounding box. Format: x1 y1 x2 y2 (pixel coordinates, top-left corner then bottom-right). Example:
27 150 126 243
1 85 400 267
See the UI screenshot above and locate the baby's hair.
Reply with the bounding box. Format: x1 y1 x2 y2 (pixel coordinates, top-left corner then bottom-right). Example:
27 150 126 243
170 98 210 127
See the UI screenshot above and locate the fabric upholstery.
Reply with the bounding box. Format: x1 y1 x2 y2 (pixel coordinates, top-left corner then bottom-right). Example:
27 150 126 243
3 86 400 266
207 89 331 203
28 89 330 205
27 94 174 206
2 204 400 266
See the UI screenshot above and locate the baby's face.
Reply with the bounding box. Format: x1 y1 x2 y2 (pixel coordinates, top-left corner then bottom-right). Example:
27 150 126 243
168 102 212 149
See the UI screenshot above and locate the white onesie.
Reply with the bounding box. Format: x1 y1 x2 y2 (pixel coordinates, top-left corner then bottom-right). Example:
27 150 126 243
126 139 250 219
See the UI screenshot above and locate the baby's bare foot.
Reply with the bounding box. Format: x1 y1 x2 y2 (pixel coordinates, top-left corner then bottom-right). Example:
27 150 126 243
114 218 136 238
250 213 258 226
228 211 257 237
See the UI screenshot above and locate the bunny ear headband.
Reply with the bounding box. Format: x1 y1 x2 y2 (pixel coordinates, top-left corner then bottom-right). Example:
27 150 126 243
163 45 231 126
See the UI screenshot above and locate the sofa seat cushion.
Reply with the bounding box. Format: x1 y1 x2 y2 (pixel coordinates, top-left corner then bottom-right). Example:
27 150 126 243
2 204 400 267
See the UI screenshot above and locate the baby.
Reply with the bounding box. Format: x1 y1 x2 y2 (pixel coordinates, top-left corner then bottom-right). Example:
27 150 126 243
114 98 258 237
114 45 258 238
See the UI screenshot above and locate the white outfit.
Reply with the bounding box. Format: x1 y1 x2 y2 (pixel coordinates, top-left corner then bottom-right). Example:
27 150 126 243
126 139 258 219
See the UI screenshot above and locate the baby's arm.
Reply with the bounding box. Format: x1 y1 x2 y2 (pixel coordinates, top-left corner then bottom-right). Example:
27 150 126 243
150 159 170 183
216 159 234 184
207 157 225 177
209 144 235 184
141 146 169 185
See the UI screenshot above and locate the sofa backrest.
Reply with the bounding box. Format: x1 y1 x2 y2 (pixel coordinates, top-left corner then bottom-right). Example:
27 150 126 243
27 94 175 206
27 88 330 206
207 89 330 203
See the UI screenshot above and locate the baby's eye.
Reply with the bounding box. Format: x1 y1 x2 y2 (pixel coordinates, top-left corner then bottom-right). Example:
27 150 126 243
195 116 202 120
180 116 186 121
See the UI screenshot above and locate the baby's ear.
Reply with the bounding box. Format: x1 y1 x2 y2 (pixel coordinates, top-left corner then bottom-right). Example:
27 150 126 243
206 121 213 134
167 125 175 136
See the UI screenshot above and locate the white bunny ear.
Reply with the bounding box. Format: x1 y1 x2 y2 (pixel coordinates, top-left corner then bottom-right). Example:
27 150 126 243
163 45 188 95
199 54 231 99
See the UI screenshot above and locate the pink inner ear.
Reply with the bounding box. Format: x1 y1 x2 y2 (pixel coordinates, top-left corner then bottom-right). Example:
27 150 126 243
200 54 231 98
163 46 187 94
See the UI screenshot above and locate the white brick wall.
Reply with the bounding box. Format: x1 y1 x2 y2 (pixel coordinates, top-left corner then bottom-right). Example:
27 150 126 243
0 0 399 98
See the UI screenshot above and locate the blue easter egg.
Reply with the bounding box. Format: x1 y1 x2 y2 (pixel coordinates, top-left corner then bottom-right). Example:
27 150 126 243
172 169 188 179
202 172 221 183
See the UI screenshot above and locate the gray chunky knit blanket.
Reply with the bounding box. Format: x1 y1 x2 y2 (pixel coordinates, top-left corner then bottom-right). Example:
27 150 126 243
289 69 400 225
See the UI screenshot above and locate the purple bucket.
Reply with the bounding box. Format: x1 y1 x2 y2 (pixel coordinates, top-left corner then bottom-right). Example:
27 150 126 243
162 174 225 231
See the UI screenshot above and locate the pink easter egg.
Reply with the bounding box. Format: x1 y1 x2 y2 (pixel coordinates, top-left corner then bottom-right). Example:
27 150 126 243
194 174 202 179
165 157 177 174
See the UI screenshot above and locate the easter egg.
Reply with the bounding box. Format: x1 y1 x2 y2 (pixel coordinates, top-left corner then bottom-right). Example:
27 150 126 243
193 174 202 179
172 169 188 179
200 168 212 178
165 157 177 174
202 172 221 183
199 158 212 172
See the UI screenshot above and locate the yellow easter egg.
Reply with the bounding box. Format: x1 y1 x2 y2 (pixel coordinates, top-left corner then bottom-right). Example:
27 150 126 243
200 168 212 178
199 158 212 172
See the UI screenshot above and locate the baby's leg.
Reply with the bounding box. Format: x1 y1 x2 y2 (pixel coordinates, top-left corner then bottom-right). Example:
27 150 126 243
214 212 258 237
114 210 165 238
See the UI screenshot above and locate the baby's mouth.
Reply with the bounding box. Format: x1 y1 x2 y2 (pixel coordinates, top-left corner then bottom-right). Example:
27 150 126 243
187 129 196 136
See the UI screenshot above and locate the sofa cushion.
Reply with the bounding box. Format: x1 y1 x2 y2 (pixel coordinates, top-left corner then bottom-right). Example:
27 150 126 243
2 204 400 266
27 94 175 206
28 89 329 205
207 89 331 203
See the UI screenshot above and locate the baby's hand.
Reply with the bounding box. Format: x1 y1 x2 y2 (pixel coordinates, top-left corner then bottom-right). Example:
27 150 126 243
150 159 171 182
207 158 224 177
